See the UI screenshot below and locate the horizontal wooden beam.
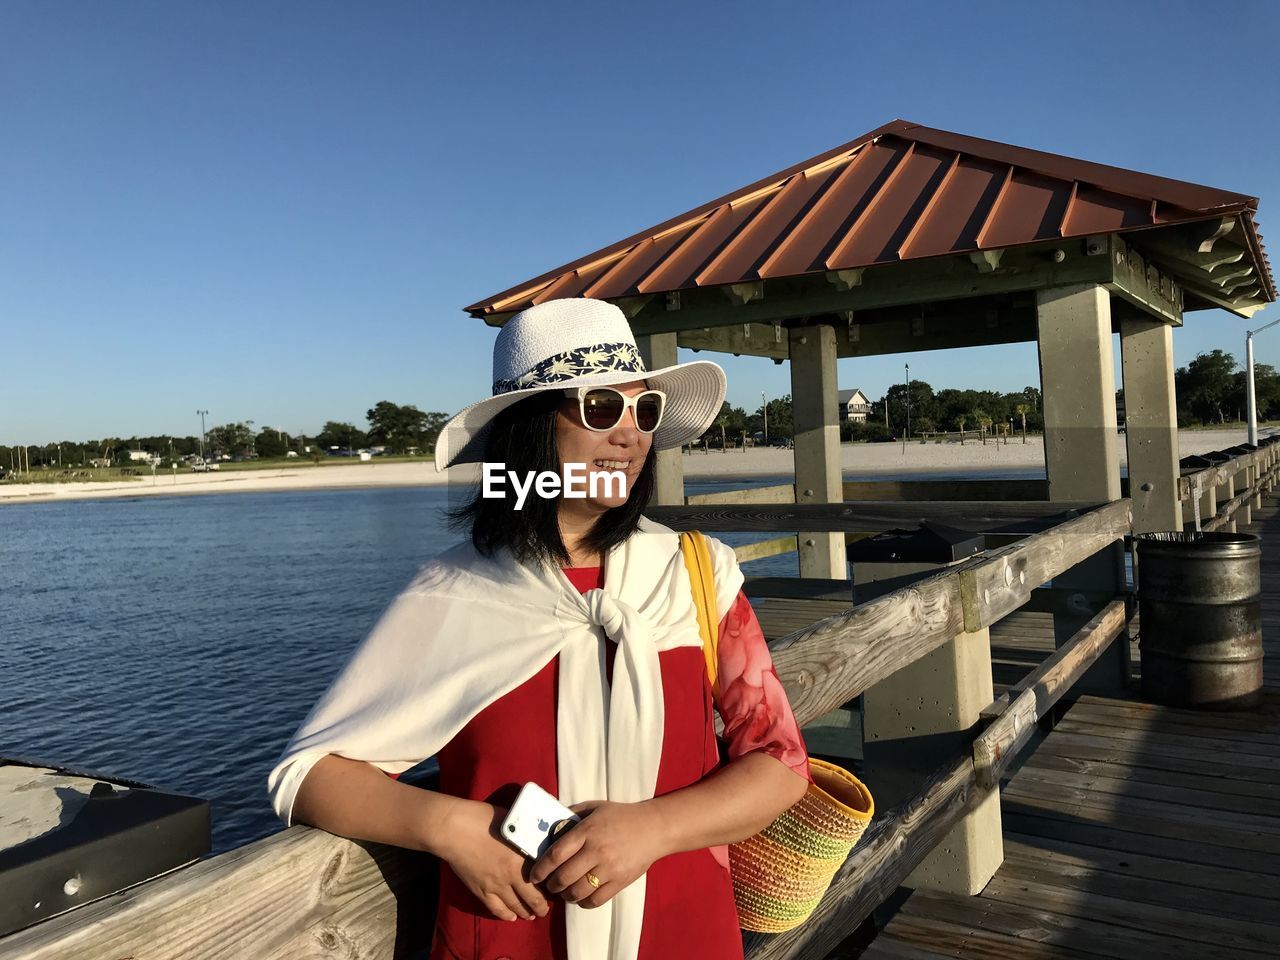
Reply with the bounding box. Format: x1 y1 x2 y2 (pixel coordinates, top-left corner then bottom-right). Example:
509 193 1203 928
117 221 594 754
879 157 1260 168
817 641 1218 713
677 323 789 359
768 499 1131 728
1107 236 1182 326
627 242 1113 337
1203 479 1264 532
841 479 1048 502
685 479 1052 508
744 576 852 601
646 500 1099 534
832 309 1037 358
0 825 434 960
732 534 799 564
974 599 1128 789
677 305 1041 360
1178 449 1259 500
686 482 795 505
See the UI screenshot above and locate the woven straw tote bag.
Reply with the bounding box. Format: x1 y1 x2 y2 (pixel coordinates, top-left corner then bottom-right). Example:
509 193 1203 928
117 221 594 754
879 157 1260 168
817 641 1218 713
679 531 874 933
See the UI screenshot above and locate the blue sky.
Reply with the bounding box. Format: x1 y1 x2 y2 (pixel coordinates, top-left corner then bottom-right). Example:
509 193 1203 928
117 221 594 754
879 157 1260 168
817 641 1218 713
3 0 1277 444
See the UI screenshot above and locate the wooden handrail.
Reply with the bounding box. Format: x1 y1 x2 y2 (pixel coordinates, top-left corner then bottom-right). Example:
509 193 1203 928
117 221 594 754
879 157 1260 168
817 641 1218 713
771 499 1131 727
731 534 799 563
687 483 796 506
0 825 434 960
1203 457 1279 531
648 500 1100 534
747 583 1133 960
974 599 1129 789
1178 445 1269 501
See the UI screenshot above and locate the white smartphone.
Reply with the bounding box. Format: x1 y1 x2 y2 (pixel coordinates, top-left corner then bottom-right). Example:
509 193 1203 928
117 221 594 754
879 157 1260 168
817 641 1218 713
500 781 581 860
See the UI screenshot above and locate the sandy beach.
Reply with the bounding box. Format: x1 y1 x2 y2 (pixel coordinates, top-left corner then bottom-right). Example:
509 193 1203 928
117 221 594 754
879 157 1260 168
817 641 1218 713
0 428 1267 505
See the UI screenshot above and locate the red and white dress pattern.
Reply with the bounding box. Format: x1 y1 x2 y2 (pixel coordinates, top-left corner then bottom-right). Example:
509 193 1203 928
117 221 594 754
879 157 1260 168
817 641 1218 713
426 567 809 960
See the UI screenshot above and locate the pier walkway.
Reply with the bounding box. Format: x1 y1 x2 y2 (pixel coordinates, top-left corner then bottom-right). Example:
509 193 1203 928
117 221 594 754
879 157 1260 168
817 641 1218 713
853 494 1280 959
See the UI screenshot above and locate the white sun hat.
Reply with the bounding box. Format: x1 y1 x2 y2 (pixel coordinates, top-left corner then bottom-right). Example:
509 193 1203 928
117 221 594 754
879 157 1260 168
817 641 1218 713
435 298 726 470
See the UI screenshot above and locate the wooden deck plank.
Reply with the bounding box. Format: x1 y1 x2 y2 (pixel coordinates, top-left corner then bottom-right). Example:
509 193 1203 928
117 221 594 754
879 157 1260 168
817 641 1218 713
1010 760 1280 817
889 890 1272 960
1001 805 1280 876
1022 749 1280 800
1002 831 1280 902
1001 780 1280 849
875 913 1112 960
1060 702 1280 744
978 872 1280 954
1071 688 1280 725
1034 729 1280 778
992 858 1277 934
1048 717 1280 763
1038 730 1280 784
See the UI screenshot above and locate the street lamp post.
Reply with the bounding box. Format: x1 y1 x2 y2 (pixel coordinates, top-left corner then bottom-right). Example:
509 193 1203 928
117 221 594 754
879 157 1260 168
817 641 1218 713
197 409 209 461
1246 318 1280 445
902 363 911 452
761 391 768 443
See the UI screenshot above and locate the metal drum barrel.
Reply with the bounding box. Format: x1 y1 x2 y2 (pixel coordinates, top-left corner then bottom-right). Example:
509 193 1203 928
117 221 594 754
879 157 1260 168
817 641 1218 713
1135 532 1263 710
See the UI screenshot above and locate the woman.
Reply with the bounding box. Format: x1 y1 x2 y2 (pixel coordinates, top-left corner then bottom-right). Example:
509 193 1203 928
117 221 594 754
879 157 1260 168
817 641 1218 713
268 298 810 960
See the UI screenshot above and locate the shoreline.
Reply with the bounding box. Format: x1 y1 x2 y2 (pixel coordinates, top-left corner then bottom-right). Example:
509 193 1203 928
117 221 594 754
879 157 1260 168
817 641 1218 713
0 428 1262 506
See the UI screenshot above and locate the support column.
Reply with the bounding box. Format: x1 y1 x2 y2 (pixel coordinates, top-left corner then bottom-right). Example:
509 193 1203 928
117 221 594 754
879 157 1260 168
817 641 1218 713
1120 317 1182 533
859 560 1002 895
790 324 845 578
1037 284 1129 694
637 333 685 506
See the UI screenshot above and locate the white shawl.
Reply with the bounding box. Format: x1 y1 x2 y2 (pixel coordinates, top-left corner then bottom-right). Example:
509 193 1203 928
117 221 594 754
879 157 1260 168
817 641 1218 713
267 517 744 960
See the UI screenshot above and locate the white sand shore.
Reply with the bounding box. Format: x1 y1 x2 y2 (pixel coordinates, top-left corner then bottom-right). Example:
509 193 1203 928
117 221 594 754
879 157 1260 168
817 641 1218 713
0 428 1267 506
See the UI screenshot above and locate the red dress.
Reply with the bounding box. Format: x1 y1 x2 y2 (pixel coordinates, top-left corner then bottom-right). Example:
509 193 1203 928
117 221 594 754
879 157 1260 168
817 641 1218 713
428 566 810 960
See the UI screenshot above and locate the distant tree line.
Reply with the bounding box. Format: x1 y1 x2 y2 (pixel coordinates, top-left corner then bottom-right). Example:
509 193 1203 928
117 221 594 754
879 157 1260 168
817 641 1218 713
1 400 450 472
701 385 1044 445
694 347 1280 449
1171 349 1280 425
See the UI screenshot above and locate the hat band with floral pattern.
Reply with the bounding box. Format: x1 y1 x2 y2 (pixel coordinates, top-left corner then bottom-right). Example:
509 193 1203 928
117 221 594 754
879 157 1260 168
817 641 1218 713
492 342 646 395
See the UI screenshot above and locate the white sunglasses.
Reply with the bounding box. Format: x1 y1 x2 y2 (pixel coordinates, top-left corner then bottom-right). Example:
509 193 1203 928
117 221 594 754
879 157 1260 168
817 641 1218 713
563 387 667 433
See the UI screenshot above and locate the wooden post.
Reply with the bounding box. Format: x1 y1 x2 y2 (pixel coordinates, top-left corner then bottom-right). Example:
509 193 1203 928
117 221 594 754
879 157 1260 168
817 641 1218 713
1036 284 1128 694
1119 317 1182 533
790 324 846 578
1223 471 1238 532
1198 474 1219 532
637 333 685 506
1235 459 1252 526
858 559 1002 895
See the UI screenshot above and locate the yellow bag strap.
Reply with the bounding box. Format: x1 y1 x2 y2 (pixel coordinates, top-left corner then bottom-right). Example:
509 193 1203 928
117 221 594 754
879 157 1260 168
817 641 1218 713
679 530 721 702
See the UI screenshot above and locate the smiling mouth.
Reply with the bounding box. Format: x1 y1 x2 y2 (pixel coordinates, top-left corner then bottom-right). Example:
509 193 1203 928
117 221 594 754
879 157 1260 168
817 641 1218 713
593 459 631 470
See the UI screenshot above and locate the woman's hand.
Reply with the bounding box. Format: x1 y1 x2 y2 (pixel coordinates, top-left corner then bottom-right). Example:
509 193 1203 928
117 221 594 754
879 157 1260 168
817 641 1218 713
439 800 550 922
530 801 668 908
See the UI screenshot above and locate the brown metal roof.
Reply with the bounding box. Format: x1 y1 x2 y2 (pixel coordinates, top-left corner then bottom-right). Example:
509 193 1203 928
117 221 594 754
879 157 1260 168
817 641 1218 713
467 120 1273 319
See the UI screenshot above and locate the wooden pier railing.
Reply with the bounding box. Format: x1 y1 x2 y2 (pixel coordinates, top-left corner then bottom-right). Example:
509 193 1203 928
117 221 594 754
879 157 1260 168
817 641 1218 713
2 443 1273 960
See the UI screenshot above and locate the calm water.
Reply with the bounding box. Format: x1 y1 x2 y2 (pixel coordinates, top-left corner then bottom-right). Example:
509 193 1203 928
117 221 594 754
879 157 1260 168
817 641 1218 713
3 470 1044 853
1 480 828 853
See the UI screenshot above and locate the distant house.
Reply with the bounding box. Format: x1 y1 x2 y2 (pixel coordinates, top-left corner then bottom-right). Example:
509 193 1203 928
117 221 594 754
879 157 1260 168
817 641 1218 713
126 450 158 464
837 388 872 422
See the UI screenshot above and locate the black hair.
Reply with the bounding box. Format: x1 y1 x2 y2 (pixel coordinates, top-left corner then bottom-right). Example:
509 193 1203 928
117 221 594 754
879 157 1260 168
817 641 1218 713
447 391 657 567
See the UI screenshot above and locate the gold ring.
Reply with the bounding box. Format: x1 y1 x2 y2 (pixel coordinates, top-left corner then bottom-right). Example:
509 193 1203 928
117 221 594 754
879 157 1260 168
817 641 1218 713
585 872 603 889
